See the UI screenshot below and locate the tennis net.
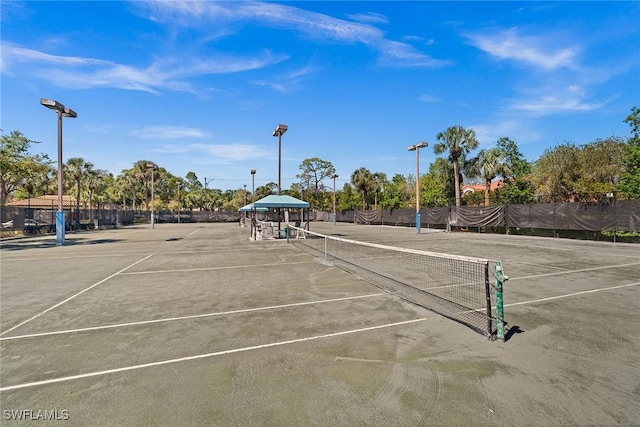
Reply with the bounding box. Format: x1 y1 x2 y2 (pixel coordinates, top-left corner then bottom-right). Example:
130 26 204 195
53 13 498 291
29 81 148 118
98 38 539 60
287 225 501 339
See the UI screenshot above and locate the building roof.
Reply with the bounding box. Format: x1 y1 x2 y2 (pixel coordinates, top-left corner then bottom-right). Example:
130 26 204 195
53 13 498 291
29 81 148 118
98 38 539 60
239 202 269 212
461 180 505 195
6 195 76 208
253 195 310 209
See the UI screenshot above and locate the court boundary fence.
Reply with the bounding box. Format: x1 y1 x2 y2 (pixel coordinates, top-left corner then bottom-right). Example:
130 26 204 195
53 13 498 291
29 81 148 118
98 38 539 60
316 200 640 235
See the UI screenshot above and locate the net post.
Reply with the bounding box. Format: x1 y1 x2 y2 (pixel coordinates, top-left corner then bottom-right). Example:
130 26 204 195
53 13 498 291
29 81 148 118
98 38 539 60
324 236 327 259
484 263 492 338
286 225 290 242
494 261 507 341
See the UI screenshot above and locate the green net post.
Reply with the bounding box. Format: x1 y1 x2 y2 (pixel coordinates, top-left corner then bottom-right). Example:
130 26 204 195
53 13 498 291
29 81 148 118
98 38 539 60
494 261 507 341
285 225 289 242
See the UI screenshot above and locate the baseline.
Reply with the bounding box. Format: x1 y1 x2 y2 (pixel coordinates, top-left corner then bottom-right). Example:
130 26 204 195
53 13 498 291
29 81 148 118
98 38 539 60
0 317 429 392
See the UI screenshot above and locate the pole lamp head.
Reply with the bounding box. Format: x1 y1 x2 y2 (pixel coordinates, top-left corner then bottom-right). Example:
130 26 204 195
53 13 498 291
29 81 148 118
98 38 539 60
273 124 288 137
408 141 428 151
251 169 256 175
40 98 77 118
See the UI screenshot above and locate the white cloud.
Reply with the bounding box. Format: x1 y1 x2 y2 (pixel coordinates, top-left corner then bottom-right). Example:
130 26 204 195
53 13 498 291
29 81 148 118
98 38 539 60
345 12 388 24
418 93 439 103
512 96 607 115
131 126 211 139
466 28 580 70
139 1 447 69
154 143 272 162
249 79 287 92
378 40 449 68
470 120 540 147
1 42 287 93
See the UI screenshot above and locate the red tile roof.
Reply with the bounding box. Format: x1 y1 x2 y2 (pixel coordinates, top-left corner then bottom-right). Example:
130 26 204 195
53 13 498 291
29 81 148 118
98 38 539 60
6 195 76 208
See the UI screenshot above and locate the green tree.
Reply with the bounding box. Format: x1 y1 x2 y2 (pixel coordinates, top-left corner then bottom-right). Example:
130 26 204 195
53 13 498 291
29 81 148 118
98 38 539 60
337 183 360 211
379 174 410 210
494 137 534 204
530 144 581 202
129 160 157 211
530 139 624 202
65 157 94 225
351 167 374 209
619 106 640 199
421 162 449 207
467 148 511 206
296 157 336 210
254 182 277 200
0 131 52 205
184 171 203 191
372 172 387 209
434 125 479 207
85 169 111 218
575 137 625 200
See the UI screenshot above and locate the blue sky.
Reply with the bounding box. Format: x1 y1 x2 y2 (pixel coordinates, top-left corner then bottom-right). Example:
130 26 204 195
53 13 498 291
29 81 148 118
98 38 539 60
2 1 639 191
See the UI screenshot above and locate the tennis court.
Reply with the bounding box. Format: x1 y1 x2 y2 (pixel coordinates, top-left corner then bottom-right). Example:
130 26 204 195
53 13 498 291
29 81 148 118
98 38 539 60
1 222 638 426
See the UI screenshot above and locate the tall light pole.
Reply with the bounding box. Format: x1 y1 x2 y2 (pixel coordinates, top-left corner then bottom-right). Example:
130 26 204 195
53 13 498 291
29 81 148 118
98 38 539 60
251 169 256 239
40 98 77 246
146 163 156 229
331 174 339 226
177 182 181 224
273 124 288 236
407 141 428 234
251 169 256 202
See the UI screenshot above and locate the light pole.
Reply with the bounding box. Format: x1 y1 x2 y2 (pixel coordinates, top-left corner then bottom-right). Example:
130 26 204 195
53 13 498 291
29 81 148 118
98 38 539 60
251 169 256 239
273 124 288 237
146 163 156 228
177 182 180 224
331 174 339 225
407 141 428 234
40 98 77 246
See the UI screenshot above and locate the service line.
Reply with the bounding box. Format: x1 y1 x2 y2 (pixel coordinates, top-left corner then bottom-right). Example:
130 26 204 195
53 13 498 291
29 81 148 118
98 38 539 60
0 254 153 337
0 293 386 341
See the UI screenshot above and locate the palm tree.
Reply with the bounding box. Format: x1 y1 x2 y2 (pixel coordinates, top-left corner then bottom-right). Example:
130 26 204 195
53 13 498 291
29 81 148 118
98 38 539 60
467 148 511 206
131 161 154 210
85 169 109 220
351 167 374 210
372 172 387 209
434 125 479 207
65 157 94 226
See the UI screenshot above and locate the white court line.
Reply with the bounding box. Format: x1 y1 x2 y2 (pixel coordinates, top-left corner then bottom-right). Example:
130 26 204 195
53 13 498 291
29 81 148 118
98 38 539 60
0 252 149 262
502 281 640 307
120 260 314 275
0 254 153 337
187 229 199 236
508 262 640 281
0 317 428 392
463 281 640 315
0 293 386 341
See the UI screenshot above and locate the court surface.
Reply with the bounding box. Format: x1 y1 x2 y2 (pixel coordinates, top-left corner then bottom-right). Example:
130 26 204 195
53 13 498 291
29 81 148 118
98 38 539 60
1 222 639 426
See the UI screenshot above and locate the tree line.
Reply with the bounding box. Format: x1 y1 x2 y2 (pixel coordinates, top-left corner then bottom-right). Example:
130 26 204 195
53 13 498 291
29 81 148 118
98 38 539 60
2 107 639 214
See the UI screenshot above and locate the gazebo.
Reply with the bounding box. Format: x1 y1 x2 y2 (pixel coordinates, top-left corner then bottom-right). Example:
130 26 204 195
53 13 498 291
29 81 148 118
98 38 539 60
253 195 310 238
238 202 268 213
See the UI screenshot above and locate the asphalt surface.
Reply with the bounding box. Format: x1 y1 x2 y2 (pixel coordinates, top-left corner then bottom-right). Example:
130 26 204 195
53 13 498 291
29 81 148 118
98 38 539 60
1 222 639 426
